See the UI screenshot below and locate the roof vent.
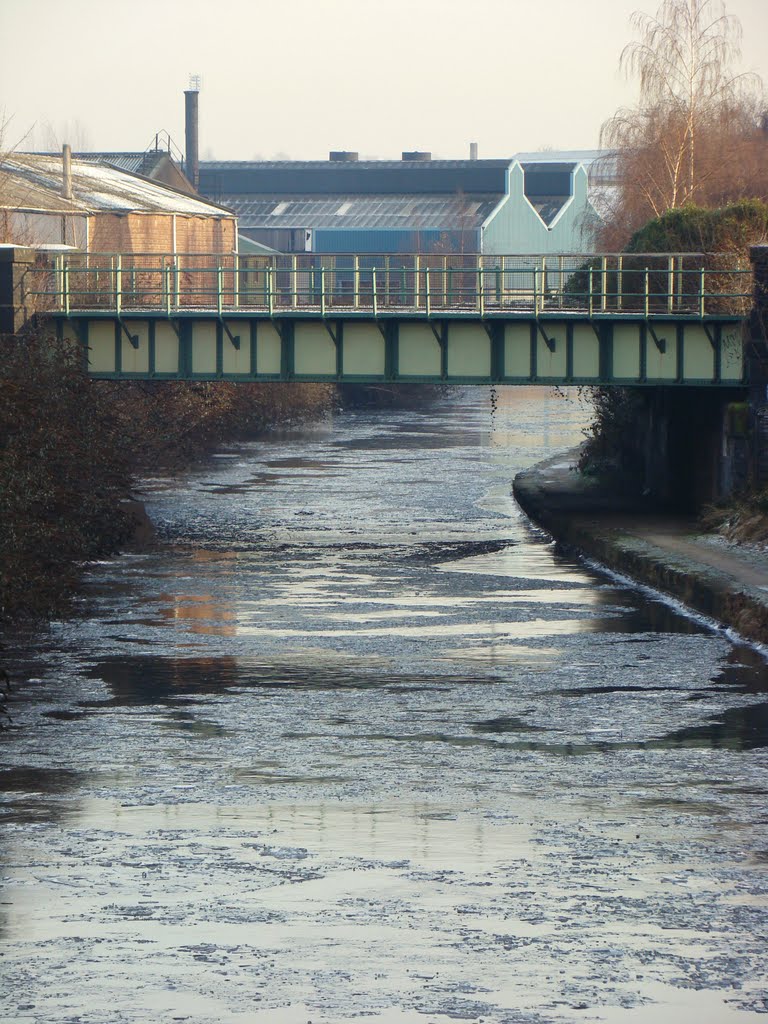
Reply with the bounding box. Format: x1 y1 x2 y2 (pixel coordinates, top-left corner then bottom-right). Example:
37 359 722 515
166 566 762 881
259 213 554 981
329 151 359 162
402 151 431 162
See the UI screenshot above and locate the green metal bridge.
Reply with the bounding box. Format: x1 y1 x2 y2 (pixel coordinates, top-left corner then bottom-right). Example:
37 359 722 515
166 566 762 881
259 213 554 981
36 251 751 386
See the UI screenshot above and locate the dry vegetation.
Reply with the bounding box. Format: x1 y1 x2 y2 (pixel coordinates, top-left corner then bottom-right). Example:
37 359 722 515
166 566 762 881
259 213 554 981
581 0 768 526
599 0 767 250
0 330 334 621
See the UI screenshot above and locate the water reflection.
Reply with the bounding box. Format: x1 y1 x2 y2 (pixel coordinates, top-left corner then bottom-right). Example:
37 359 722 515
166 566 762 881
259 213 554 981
2 388 768 1024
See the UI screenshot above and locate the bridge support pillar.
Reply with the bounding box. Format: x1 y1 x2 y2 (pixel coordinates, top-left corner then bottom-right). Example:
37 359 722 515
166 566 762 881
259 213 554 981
0 246 38 336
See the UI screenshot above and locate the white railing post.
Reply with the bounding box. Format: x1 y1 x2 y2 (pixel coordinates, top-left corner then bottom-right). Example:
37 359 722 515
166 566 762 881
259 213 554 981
353 255 359 310
233 253 240 310
478 264 485 317
667 255 674 313
700 267 706 317
644 268 650 318
542 256 548 312
414 255 420 310
63 260 70 316
601 255 607 312
372 267 378 317
267 266 274 316
321 266 326 317
54 254 63 310
291 254 298 308
164 264 171 317
217 262 223 316
115 254 122 316
426 266 431 317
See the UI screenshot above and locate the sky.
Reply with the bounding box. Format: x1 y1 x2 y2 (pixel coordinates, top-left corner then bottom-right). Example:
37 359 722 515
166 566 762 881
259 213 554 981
1 0 767 161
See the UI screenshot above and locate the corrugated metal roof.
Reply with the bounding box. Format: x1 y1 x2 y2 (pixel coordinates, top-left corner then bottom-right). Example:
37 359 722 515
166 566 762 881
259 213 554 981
202 159 512 171
0 169 84 213
514 150 619 182
78 151 170 176
229 192 498 231
199 160 512 198
1 155 234 218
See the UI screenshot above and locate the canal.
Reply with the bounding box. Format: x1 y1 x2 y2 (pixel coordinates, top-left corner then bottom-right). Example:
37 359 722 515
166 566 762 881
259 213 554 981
1 387 767 1023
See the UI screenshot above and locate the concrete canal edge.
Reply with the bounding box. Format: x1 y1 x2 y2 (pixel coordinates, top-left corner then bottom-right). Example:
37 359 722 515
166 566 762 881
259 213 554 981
512 448 768 646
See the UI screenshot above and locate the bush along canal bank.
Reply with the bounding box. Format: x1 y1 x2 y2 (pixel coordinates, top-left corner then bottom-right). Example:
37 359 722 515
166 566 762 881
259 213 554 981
0 330 337 625
513 448 768 646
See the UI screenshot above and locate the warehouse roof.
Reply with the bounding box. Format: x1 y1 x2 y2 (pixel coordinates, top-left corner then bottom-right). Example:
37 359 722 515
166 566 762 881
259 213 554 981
199 159 513 198
1 154 233 217
77 150 171 176
229 193 500 232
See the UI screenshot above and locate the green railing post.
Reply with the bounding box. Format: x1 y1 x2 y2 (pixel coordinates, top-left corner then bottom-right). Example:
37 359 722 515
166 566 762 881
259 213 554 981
617 255 623 311
54 254 63 310
291 254 298 308
63 260 70 316
115 254 122 316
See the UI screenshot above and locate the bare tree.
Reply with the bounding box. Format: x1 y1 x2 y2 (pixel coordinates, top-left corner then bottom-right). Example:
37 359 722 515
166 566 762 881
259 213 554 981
600 0 767 245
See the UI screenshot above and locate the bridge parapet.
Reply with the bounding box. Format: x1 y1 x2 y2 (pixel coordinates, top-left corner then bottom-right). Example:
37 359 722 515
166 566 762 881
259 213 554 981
11 250 755 320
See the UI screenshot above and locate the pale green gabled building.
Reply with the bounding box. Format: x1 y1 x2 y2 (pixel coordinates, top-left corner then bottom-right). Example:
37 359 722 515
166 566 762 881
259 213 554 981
482 160 599 255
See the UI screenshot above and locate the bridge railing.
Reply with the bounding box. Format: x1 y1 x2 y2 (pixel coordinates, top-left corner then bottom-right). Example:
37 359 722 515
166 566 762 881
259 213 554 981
31 252 754 317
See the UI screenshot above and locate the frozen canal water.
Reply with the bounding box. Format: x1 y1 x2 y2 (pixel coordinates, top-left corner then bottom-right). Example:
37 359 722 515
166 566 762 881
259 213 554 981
1 387 767 1024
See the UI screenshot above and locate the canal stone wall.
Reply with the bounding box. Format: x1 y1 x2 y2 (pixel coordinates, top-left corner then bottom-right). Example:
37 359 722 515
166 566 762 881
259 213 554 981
513 449 768 646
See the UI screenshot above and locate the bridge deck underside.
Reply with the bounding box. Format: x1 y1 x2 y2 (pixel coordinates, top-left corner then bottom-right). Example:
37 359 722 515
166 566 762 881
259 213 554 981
54 313 745 386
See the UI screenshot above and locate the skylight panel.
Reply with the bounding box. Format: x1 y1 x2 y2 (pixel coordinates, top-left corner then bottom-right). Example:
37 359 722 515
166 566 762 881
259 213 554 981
270 201 290 216
335 201 353 216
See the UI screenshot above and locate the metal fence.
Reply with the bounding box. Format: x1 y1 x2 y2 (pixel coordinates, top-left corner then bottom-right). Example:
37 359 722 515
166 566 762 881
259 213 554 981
31 252 754 318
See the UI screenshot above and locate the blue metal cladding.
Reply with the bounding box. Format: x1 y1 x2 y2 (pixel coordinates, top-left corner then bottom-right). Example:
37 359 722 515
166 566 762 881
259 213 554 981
313 229 479 253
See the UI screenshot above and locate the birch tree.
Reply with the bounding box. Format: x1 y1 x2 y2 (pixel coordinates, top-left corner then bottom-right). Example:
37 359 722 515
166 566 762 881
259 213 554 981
600 0 767 246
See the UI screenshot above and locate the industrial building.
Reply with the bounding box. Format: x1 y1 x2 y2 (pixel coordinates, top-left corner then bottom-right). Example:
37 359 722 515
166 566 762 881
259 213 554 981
0 150 236 253
197 150 609 256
